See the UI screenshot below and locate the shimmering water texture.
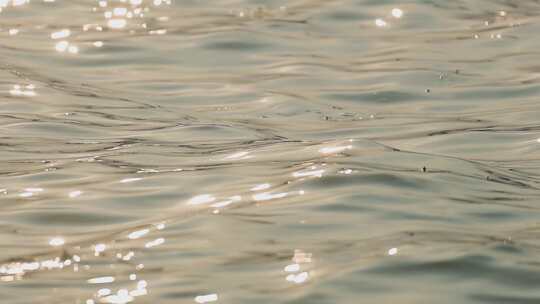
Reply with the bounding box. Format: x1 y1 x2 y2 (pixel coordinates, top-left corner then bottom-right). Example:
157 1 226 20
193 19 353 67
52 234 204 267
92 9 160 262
1 0 540 303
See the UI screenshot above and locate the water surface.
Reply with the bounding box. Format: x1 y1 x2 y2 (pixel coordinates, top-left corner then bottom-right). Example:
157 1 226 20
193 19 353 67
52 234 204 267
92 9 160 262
1 0 540 303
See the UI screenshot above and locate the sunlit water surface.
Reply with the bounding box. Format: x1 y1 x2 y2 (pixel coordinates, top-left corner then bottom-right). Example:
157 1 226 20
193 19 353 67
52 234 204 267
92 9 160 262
2 0 540 303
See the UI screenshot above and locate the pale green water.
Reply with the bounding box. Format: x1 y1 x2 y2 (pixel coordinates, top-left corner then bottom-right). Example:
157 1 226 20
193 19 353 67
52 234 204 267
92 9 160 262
1 0 540 303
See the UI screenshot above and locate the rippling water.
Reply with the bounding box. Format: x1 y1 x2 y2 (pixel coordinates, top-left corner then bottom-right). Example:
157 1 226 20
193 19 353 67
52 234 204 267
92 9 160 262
2 0 540 303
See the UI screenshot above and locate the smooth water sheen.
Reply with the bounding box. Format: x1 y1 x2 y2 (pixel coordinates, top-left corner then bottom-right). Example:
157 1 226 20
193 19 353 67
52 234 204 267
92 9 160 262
1 0 540 303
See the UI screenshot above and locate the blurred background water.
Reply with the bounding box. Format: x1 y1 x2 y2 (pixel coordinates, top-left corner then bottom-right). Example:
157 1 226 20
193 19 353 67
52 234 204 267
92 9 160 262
1 0 540 303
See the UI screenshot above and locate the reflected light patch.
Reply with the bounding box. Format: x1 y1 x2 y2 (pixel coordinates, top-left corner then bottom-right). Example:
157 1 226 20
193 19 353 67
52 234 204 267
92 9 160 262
319 145 352 155
286 271 309 284
69 190 82 198
253 192 287 202
121 177 142 183
293 249 312 263
128 228 149 239
87 276 115 284
94 243 106 256
102 289 133 304
187 194 216 205
391 8 403 18
98 288 112 297
224 151 250 160
68 45 79 54
12 0 29 5
19 192 33 197
149 29 167 35
375 18 387 27
55 40 69 52
107 19 127 29
51 29 70 39
145 238 164 248
211 195 241 208
284 263 300 272
49 237 65 247
195 294 218 303
121 251 135 261
10 84 36 97
251 183 270 191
